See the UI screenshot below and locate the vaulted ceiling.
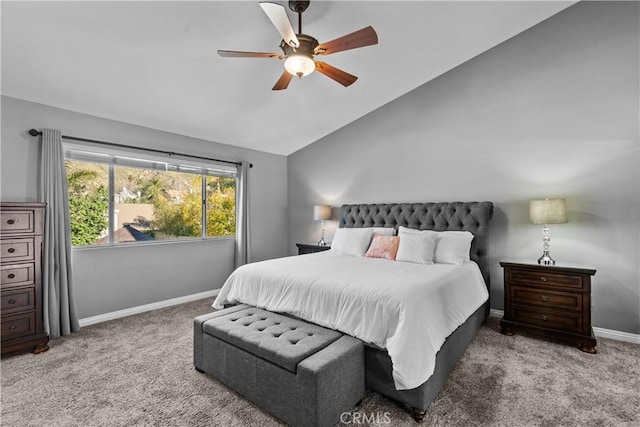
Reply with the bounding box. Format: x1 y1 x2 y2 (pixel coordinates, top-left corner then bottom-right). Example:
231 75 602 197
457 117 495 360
1 1 575 155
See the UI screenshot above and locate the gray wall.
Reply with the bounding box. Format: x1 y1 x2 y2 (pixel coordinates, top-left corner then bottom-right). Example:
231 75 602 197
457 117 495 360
1 96 288 318
288 2 640 334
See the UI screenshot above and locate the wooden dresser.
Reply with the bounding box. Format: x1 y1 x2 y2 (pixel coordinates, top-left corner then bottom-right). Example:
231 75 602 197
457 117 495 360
1 202 49 355
500 259 597 353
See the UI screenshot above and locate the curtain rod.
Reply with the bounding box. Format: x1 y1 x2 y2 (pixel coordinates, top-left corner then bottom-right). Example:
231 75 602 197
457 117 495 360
28 129 252 168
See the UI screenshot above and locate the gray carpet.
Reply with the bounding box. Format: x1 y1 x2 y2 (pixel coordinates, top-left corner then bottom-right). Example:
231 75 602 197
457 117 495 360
2 298 639 426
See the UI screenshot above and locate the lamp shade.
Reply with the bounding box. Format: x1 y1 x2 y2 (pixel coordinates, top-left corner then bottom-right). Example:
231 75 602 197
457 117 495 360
313 205 331 221
529 199 568 225
285 55 315 77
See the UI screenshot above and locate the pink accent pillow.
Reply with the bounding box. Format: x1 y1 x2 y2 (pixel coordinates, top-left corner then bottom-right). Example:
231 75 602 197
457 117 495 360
365 235 400 260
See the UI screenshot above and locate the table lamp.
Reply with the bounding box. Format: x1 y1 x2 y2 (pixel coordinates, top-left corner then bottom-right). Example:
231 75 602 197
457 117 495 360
529 198 568 265
313 205 331 246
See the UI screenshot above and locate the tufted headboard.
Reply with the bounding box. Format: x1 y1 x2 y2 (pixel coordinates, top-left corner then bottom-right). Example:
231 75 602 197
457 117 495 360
339 202 494 290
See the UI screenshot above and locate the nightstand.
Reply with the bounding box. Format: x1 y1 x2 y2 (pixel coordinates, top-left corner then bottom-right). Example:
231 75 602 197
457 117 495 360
500 259 597 354
296 243 331 255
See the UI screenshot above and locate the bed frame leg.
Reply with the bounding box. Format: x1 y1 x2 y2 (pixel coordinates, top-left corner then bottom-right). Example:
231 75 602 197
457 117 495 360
195 366 205 373
411 408 426 423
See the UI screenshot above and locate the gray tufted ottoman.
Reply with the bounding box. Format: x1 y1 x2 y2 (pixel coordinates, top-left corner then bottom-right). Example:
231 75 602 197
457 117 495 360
194 304 365 427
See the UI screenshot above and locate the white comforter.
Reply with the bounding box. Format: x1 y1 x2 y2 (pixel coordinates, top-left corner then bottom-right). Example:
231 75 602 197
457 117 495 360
213 251 488 390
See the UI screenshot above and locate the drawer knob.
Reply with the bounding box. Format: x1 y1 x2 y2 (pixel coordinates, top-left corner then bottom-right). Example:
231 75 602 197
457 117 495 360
541 315 548 321
8 299 16 304
7 273 16 279
540 295 548 302
540 276 548 282
7 219 15 225
9 325 17 332
7 248 16 253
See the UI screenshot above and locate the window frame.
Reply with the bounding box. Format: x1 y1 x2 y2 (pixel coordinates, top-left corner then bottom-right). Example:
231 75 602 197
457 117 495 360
64 142 238 248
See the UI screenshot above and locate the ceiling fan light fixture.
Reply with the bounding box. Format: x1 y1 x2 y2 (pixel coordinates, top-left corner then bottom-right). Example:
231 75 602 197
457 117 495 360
284 54 315 78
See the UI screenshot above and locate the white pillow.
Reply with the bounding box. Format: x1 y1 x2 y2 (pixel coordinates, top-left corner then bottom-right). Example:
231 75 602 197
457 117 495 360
398 227 474 265
434 231 474 265
396 232 436 264
367 227 394 236
330 228 374 257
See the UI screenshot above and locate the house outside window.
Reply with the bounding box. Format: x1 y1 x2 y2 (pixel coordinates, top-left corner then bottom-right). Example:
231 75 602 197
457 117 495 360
64 143 237 247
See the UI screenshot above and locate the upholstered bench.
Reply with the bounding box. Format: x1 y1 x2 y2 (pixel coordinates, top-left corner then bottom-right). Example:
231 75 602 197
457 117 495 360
193 304 365 427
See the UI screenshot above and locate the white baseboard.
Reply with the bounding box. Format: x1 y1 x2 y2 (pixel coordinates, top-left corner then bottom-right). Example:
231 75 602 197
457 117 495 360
489 309 504 318
488 309 640 345
78 289 220 327
592 327 640 345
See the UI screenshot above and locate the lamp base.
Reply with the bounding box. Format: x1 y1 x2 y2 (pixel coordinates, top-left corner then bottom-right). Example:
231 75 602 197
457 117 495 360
538 254 556 266
317 238 327 247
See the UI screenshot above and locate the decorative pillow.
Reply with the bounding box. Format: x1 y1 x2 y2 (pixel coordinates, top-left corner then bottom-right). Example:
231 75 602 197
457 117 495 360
330 228 374 257
398 227 474 265
434 231 474 265
365 235 400 260
396 229 436 264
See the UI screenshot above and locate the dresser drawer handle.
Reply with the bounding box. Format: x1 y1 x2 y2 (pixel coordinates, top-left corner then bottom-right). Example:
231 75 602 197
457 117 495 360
540 295 548 302
9 325 17 332
541 315 548 321
7 273 16 279
7 248 16 253
540 277 548 282
8 299 16 305
6 219 15 225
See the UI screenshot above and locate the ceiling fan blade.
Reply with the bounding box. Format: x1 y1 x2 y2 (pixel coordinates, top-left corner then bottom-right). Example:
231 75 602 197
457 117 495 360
218 50 281 58
314 61 358 87
272 70 293 91
259 2 300 48
315 26 378 56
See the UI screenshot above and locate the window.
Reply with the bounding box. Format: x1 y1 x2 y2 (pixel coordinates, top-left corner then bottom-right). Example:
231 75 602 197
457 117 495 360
64 143 237 247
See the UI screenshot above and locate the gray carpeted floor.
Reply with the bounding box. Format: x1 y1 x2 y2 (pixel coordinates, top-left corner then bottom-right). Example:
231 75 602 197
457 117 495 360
2 298 639 426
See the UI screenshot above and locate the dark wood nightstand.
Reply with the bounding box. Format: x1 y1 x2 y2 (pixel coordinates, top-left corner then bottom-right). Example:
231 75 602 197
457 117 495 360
500 259 597 354
296 243 331 255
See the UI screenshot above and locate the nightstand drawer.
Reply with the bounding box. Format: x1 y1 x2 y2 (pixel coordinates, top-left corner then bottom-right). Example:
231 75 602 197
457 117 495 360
1 287 35 314
507 269 583 290
511 286 582 311
511 305 583 334
1 238 36 264
1 312 36 340
1 263 35 287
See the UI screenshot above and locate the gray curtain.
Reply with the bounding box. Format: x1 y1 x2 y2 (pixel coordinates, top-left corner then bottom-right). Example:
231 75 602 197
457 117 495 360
39 129 80 338
235 161 251 268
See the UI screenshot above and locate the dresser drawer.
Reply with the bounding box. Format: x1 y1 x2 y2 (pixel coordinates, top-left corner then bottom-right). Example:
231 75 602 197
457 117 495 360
1 287 35 314
1 263 35 287
511 286 582 312
511 305 583 334
507 269 583 290
1 238 36 264
0 210 36 235
1 312 36 341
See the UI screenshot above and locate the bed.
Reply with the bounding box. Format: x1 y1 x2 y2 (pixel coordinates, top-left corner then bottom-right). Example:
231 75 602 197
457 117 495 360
214 201 494 422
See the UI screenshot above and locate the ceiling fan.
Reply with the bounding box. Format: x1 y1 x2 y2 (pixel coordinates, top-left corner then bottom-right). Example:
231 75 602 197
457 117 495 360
218 1 378 90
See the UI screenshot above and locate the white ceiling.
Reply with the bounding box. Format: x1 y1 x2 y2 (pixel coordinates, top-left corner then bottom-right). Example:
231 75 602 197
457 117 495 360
1 1 575 156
